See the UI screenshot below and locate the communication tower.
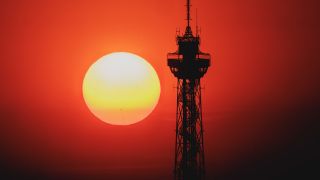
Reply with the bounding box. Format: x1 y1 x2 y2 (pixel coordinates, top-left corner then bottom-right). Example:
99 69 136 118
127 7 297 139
167 0 211 179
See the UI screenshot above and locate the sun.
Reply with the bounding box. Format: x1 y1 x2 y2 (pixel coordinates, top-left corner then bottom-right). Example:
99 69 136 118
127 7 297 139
83 52 161 125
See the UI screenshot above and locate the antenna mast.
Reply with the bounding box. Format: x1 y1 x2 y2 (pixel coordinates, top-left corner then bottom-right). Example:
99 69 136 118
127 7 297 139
187 0 191 27
185 0 193 35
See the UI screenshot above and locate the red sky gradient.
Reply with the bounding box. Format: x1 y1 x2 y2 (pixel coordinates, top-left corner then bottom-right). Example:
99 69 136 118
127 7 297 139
1 0 319 179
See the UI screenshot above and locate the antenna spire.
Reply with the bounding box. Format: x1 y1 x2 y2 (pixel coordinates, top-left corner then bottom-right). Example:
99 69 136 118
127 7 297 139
187 0 191 27
185 0 193 35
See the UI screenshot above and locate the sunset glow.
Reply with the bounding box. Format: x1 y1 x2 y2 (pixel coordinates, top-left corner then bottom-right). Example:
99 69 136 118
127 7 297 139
2 0 319 179
83 52 160 125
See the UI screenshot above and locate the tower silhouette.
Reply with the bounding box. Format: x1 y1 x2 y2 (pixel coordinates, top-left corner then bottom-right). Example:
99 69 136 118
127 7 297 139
167 0 211 180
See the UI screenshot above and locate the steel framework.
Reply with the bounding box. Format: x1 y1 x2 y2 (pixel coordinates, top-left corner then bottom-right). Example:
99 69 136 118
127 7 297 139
167 1 211 180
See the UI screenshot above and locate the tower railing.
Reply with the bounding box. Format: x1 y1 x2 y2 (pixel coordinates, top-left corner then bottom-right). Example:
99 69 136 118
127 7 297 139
167 53 211 63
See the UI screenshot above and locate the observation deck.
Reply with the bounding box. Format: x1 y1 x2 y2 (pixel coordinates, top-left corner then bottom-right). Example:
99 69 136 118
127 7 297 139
167 28 211 79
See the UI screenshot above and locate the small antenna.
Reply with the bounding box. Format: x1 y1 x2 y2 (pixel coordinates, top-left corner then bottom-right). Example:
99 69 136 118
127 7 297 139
176 28 181 36
196 8 198 36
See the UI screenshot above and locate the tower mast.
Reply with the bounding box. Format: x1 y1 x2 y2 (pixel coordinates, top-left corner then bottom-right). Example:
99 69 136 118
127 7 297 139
167 0 211 180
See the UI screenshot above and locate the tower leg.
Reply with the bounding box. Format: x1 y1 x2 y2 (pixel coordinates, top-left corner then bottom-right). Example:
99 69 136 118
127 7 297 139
175 78 205 180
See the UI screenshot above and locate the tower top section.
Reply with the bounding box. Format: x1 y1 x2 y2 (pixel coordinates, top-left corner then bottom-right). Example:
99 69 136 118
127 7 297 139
167 0 211 79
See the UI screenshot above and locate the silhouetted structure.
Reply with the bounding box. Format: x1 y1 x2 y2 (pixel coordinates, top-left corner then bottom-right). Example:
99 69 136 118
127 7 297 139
167 0 211 180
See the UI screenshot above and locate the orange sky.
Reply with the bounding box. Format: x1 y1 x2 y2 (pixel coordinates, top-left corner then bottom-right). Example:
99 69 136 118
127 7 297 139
1 0 319 179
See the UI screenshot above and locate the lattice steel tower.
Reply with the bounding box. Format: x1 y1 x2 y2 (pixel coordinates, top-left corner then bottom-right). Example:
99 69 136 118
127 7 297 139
167 0 211 180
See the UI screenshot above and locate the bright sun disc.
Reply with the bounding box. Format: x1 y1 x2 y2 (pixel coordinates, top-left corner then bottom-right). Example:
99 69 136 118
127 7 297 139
83 52 160 125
